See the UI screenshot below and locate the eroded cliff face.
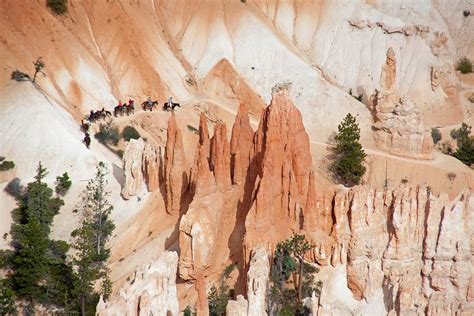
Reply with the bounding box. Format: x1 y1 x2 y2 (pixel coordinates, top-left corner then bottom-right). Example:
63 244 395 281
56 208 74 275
329 187 473 315
116 87 471 315
122 138 163 199
96 251 179 316
167 88 471 314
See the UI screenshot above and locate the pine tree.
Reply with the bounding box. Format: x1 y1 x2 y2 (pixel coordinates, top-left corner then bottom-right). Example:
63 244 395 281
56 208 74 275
453 123 474 166
0 279 16 315
71 162 115 315
71 219 98 316
83 162 115 261
269 234 322 315
3 162 75 310
331 113 367 186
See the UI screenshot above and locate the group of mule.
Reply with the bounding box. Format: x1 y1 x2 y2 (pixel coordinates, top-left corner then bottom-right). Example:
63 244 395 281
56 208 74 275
80 98 180 149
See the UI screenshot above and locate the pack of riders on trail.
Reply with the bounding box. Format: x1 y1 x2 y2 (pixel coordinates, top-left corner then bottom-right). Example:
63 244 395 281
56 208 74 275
82 96 180 148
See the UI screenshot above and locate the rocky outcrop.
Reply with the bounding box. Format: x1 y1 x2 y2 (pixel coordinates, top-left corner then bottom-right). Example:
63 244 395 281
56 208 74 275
165 114 189 214
230 104 255 185
122 138 146 199
142 143 160 192
96 251 179 316
226 296 248 316
226 245 270 316
122 138 162 198
246 245 270 316
373 48 434 159
244 86 313 256
324 187 474 315
160 86 471 315
210 123 231 190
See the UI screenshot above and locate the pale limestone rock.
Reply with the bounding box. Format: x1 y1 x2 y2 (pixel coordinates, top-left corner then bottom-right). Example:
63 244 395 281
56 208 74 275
96 251 179 316
226 295 248 316
122 138 146 199
335 187 473 315
247 245 270 316
373 48 434 159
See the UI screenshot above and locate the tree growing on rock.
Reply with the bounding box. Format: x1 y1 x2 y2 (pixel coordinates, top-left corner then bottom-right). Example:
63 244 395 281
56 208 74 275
331 113 367 186
269 234 322 315
32 57 45 83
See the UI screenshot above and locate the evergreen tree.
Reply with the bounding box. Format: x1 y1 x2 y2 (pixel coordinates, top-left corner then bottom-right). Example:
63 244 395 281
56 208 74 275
0 279 16 315
2 162 75 310
269 234 322 315
331 113 367 186
453 123 474 166
71 162 115 315
83 162 115 261
71 219 98 316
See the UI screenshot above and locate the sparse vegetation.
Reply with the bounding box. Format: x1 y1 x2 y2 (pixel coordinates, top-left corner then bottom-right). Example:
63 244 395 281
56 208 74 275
184 306 194 316
468 93 474 104
32 57 45 83
269 234 322 315
349 89 363 102
47 0 68 15
456 57 473 74
330 113 367 186
121 126 140 142
10 70 30 81
187 125 198 134
95 121 120 146
463 10 470 17
208 263 236 315
431 128 442 144
447 172 457 181
55 172 72 196
185 75 196 86
0 157 15 171
440 141 455 155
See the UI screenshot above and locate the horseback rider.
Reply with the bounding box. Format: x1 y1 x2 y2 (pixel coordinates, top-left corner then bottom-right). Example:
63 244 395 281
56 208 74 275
128 99 134 106
84 132 91 149
168 96 173 107
146 97 152 108
118 100 123 108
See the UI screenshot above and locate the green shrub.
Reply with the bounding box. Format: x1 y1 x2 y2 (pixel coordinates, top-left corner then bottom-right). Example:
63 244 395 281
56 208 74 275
10 70 30 81
456 57 473 74
121 126 140 142
431 128 442 144
95 121 120 146
0 157 15 171
47 0 68 15
55 172 72 196
4 178 23 198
